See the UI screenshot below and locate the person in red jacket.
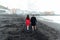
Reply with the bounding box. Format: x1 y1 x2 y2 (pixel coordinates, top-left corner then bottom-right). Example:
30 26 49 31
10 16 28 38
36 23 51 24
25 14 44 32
25 15 30 30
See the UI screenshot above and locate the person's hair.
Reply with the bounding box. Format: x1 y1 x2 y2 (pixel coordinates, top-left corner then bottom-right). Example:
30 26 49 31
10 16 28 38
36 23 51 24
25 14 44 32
26 15 30 19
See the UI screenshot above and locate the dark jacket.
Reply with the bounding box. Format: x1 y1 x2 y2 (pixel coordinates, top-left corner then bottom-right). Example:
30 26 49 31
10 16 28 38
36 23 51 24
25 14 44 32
31 17 37 26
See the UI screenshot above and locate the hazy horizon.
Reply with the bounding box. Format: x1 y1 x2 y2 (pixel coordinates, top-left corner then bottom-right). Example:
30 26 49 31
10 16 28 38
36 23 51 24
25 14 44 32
0 0 60 14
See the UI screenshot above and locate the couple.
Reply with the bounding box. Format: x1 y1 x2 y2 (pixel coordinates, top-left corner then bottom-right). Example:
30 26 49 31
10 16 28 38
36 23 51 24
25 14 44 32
25 15 37 31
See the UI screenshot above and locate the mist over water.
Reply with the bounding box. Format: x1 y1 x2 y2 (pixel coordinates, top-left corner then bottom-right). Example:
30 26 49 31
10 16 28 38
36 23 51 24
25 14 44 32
36 16 60 24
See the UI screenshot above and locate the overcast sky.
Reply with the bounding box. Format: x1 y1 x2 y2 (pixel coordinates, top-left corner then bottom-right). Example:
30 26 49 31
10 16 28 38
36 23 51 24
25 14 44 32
0 0 60 14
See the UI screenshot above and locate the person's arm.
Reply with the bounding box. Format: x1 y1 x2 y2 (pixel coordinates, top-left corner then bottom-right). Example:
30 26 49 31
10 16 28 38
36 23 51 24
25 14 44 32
36 19 37 22
35 17 37 22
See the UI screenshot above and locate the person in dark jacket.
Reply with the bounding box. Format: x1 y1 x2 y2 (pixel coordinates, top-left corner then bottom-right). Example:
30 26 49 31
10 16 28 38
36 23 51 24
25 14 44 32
31 15 37 31
25 15 30 30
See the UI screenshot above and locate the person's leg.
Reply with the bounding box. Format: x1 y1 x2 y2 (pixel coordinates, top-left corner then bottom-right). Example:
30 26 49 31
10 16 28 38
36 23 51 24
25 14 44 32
32 26 34 31
27 25 29 30
34 23 36 30
35 26 37 30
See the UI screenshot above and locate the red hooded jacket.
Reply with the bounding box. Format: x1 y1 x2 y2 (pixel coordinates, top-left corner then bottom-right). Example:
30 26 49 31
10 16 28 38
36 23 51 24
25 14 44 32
25 18 30 26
